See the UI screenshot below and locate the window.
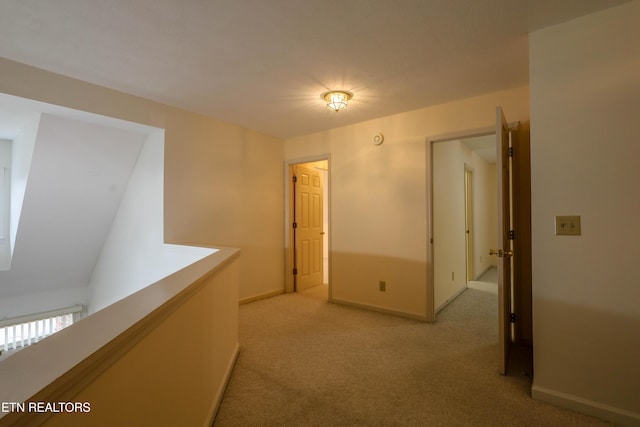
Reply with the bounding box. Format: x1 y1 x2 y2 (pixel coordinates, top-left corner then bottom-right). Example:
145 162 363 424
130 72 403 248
0 305 82 356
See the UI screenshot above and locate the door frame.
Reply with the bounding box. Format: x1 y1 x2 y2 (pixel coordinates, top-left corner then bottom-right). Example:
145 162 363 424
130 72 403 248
464 164 474 282
284 155 331 296
427 117 529 374
426 126 495 323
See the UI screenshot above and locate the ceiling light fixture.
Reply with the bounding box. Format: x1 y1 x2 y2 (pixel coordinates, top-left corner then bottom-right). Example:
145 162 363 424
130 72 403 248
322 90 352 112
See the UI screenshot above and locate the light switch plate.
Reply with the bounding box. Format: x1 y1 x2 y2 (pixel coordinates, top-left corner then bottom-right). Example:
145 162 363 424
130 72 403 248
555 215 581 235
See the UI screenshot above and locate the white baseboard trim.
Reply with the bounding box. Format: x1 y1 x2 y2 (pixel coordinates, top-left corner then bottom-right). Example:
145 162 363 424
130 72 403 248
204 342 240 427
531 384 640 427
435 285 467 314
330 297 430 322
240 289 284 305
474 266 495 281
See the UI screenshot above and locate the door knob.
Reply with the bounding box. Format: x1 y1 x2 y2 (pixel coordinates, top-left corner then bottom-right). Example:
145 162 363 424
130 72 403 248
489 249 513 258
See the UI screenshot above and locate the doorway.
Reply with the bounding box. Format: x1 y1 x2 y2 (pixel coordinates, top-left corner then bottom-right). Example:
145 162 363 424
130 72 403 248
426 111 532 376
286 158 330 299
464 165 474 282
431 134 498 315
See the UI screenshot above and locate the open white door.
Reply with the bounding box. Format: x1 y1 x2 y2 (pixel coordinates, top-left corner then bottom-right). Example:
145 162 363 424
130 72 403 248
492 107 513 375
294 165 324 291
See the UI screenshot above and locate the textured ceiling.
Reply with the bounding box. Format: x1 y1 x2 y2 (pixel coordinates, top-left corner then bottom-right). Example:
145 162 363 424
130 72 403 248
0 0 631 138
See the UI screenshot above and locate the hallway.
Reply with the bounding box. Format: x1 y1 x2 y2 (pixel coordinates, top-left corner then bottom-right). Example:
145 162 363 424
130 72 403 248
213 285 605 426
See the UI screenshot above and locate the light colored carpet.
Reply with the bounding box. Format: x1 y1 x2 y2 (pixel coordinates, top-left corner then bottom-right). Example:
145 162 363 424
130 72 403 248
213 284 611 426
477 266 498 284
467 266 498 295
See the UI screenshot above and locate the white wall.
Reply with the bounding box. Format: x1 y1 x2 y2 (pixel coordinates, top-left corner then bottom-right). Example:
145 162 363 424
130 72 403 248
530 2 640 424
285 87 529 320
0 139 11 239
433 141 467 310
0 58 284 302
87 131 217 313
0 113 154 320
0 139 12 269
9 116 39 257
472 153 497 277
0 286 87 321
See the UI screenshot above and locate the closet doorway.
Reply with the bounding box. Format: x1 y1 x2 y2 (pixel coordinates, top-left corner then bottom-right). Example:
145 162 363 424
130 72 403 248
286 158 330 298
432 133 498 315
427 110 532 375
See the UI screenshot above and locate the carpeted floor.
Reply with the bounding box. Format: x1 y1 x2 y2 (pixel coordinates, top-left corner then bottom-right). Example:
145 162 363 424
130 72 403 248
213 283 611 426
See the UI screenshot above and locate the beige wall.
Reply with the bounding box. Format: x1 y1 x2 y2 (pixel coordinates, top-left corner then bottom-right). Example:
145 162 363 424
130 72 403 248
0 58 284 302
46 261 239 427
530 2 640 424
285 87 529 319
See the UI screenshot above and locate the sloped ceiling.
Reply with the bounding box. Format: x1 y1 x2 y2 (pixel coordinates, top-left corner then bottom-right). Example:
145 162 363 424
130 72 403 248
0 97 149 299
0 0 631 138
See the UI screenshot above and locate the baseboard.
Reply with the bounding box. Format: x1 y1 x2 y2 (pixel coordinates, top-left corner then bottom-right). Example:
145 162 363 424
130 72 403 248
531 384 640 427
330 297 430 322
435 285 467 314
204 342 240 427
474 266 495 281
239 289 284 305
